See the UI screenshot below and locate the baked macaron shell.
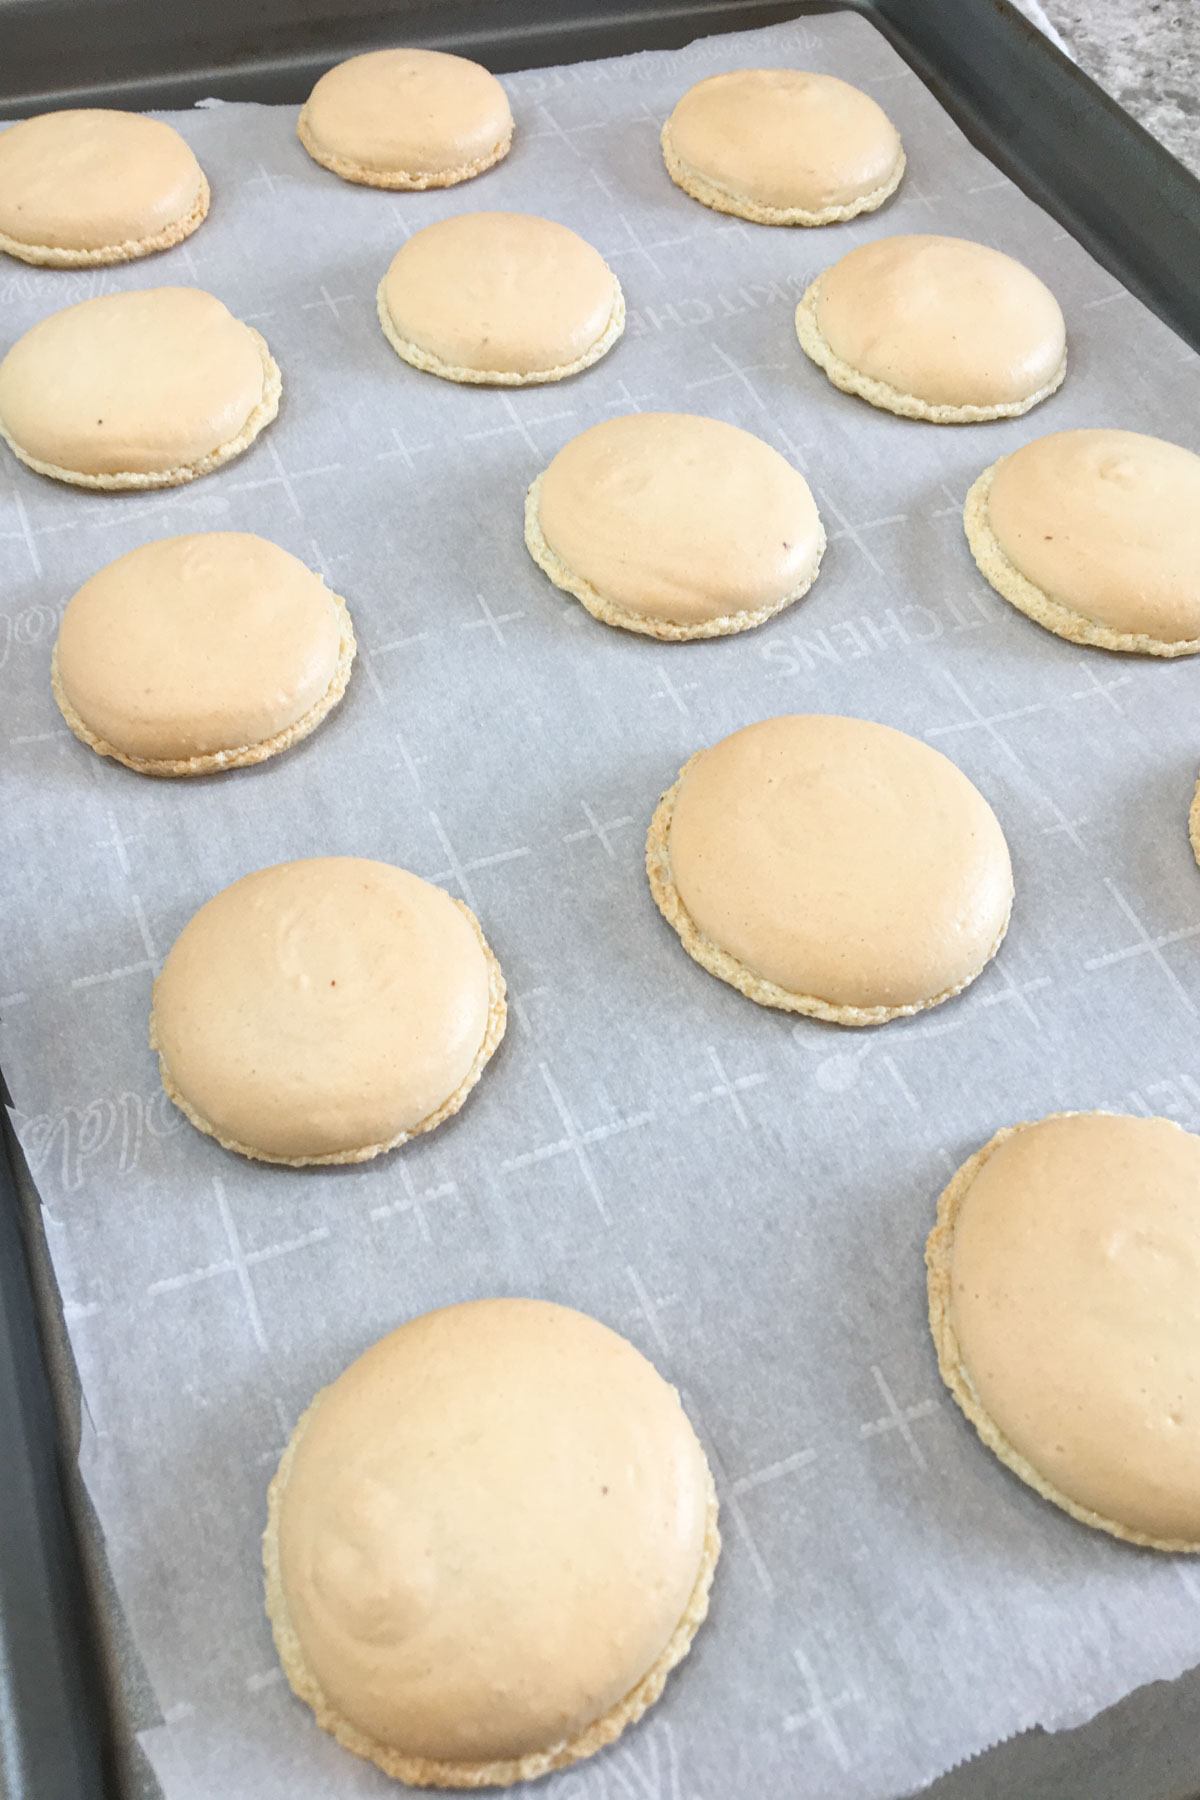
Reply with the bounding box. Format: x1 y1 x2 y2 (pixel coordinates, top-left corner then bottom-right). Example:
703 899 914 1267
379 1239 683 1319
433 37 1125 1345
983 429 1200 645
300 49 512 181
0 287 269 477
151 859 496 1161
813 234 1065 408
534 412 823 626
664 69 902 213
54 534 346 763
0 110 206 253
380 212 619 376
269 1298 714 1767
935 1112 1200 1546
665 715 1012 1011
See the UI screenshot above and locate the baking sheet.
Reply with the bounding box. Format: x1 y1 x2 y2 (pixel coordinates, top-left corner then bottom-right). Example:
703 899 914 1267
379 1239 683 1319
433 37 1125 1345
4 11 1200 1798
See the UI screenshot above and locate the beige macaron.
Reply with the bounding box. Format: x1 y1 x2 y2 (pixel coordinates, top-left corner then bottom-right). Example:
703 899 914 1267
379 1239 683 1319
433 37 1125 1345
0 287 280 489
298 48 513 189
150 858 506 1166
965 429 1200 655
0 109 209 266
647 714 1013 1025
795 234 1067 422
928 1111 1200 1551
52 533 355 776
661 68 904 226
264 1297 719 1787
378 212 624 385
525 412 825 639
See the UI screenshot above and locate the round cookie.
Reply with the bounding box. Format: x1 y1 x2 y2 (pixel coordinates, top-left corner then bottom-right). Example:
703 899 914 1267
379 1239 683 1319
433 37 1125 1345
647 714 1013 1025
150 858 506 1165
927 1111 1200 1551
52 534 355 776
264 1297 720 1786
377 212 624 386
0 287 280 489
661 69 904 226
0 109 209 266
965 429 1200 655
298 48 513 189
795 234 1067 422
525 412 825 640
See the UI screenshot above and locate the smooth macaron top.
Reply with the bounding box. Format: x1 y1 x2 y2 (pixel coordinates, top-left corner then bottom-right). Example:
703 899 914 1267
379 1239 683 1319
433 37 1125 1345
300 48 513 180
944 1111 1200 1544
665 68 902 212
536 412 823 626
813 234 1066 407
55 533 346 763
0 287 267 476
0 109 205 252
270 1298 713 1764
984 428 1200 644
666 714 1013 1011
152 858 493 1160
381 212 619 376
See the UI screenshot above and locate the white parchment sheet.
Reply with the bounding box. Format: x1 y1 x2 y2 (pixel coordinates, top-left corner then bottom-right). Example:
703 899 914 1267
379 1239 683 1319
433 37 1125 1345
4 12 1200 1799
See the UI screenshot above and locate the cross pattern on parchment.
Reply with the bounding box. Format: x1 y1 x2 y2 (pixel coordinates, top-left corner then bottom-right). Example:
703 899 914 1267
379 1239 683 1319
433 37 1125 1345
301 285 356 324
500 1061 654 1225
815 488 908 577
685 338 790 415
1040 793 1091 854
625 1263 679 1361
682 1396 816 1601
648 667 700 717
0 481 41 576
978 958 1053 1028
421 810 531 917
689 1045 769 1132
375 427 432 471
70 892 158 992
859 1365 939 1470
510 984 550 1038
227 437 342 519
562 799 634 859
598 378 661 414
463 394 576 459
603 211 695 282
370 1164 459 1242
388 729 429 794
783 1644 861 1771
1085 878 1200 1017
460 591 526 647
146 1177 329 1354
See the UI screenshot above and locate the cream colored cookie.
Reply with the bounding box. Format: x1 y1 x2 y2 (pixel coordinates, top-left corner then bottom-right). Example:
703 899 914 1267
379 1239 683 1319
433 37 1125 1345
264 1298 720 1787
965 430 1200 654
298 48 513 189
52 534 355 776
0 109 209 266
525 413 825 639
150 858 506 1165
661 69 904 226
795 234 1066 422
647 715 1012 1024
927 1111 1200 1551
0 287 279 489
378 212 624 385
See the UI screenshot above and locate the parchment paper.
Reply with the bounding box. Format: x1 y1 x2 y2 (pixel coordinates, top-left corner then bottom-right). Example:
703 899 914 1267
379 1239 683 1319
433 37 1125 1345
4 13 1200 1799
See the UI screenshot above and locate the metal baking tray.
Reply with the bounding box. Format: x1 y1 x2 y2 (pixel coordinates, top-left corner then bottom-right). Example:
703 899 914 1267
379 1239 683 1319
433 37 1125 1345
2 3 1199 1797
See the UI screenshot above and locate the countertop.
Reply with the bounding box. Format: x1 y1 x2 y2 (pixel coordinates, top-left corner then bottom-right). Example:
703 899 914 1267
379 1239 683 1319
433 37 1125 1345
1025 0 1200 176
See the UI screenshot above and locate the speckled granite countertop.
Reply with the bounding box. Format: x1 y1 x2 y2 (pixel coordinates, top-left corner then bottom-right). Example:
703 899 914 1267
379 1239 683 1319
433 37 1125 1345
1028 0 1200 176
